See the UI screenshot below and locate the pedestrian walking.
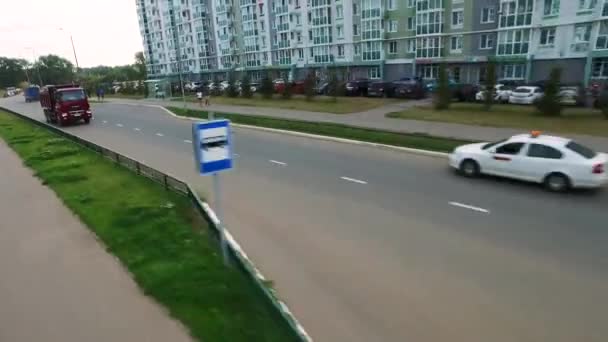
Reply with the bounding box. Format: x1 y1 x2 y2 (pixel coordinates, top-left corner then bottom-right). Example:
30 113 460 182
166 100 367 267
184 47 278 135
202 85 210 106
100 88 105 102
96 88 101 101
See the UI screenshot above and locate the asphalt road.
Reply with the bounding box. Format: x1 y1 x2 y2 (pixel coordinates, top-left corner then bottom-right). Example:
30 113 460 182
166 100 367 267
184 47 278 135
2 96 608 342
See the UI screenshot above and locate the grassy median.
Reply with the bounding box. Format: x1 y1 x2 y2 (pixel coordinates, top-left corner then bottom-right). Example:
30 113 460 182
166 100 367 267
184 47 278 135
168 106 470 152
0 110 297 342
387 103 608 137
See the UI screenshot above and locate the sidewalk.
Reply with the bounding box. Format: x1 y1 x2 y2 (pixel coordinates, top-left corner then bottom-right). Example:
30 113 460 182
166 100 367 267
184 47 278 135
0 140 192 342
104 97 608 152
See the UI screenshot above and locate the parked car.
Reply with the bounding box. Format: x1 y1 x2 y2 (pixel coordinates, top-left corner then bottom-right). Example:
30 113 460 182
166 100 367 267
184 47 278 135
449 131 607 192
559 85 585 106
509 86 544 104
425 79 478 102
273 79 286 93
391 80 426 99
345 79 370 96
475 84 513 103
314 82 329 95
367 81 394 97
291 80 306 94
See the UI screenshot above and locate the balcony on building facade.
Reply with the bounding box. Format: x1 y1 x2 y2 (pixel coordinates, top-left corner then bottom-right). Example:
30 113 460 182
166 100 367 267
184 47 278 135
278 40 291 48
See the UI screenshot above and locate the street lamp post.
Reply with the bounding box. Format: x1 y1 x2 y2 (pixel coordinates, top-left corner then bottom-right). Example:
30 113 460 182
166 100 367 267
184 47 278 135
25 47 43 86
58 28 80 70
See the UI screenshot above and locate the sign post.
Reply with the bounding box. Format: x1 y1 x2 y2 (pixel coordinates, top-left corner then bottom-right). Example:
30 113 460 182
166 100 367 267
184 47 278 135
192 113 233 265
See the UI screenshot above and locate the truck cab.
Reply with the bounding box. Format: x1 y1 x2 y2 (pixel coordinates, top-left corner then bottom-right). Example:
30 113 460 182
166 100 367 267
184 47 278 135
40 84 92 126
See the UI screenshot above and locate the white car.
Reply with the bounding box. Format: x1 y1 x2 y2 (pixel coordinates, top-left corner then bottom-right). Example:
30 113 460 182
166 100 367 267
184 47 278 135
475 84 512 103
508 86 544 105
449 132 607 191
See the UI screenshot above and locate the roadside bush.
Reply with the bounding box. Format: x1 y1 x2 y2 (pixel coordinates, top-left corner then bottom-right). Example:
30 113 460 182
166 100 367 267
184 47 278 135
535 67 562 116
597 91 608 119
211 76 222 96
327 70 340 101
281 81 293 100
260 71 274 99
304 71 316 101
434 63 451 110
241 74 252 98
226 73 238 98
484 61 497 110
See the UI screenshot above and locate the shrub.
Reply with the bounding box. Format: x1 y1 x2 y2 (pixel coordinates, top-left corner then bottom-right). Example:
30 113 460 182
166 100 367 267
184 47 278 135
304 71 316 101
434 63 451 110
260 71 274 99
535 67 562 116
327 70 340 101
211 76 222 96
241 74 252 98
225 73 238 98
281 80 292 100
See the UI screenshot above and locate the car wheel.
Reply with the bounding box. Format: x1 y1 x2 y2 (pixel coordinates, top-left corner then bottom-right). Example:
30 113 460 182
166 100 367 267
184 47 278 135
459 159 480 178
544 173 570 192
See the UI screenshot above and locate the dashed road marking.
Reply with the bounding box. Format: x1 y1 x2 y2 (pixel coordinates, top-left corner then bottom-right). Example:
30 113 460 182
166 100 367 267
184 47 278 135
269 160 287 166
449 201 490 214
134 128 141 132
116 123 123 127
102 120 107 124
340 176 368 185
184 139 192 143
156 133 164 137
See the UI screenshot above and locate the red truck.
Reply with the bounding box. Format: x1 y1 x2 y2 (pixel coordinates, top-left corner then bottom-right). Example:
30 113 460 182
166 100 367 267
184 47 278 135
40 84 92 126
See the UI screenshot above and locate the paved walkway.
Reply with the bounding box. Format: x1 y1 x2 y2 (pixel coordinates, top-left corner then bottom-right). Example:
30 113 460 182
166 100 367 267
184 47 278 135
0 140 193 342
107 97 608 152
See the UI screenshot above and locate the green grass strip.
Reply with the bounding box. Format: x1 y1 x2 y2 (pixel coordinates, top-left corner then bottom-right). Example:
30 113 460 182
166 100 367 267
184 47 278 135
167 106 471 153
0 111 298 342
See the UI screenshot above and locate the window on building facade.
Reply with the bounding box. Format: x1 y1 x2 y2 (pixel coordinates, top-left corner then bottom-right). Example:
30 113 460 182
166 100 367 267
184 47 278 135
368 67 381 79
416 11 444 35
481 7 496 23
387 0 396 10
450 67 461 82
389 41 398 53
501 64 526 80
337 25 344 38
544 0 560 15
407 0 415 8
450 35 463 52
604 0 608 15
499 0 533 28
336 4 343 18
353 24 359 35
419 65 438 79
389 20 398 32
298 48 304 59
578 0 598 11
574 23 592 42
407 17 414 30
592 57 608 78
353 3 358 15
362 41 382 60
337 44 345 57
354 43 361 55
416 0 444 11
451 9 464 28
497 29 530 55
416 37 442 58
539 27 556 46
407 39 416 53
596 20 608 49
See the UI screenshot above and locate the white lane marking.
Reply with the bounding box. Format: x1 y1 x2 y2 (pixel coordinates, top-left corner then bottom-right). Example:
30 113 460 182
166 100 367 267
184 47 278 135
233 153 240 157
269 160 287 166
134 128 141 132
449 202 490 214
156 133 164 137
184 139 192 143
102 120 107 124
340 176 368 185
116 123 123 127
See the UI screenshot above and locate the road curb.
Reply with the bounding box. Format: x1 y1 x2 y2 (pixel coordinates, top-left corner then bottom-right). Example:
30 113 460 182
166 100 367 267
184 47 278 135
109 102 449 159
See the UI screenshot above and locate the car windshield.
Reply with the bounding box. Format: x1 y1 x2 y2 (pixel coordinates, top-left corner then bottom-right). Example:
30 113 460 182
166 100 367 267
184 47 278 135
482 139 507 150
58 89 85 101
566 141 597 159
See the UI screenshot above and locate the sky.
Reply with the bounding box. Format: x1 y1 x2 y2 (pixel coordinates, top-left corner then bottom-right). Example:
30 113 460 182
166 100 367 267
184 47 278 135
0 0 143 67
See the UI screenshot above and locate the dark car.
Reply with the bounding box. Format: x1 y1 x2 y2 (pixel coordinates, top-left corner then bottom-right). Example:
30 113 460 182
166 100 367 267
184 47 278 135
392 80 426 99
345 79 370 96
367 81 395 97
314 82 329 95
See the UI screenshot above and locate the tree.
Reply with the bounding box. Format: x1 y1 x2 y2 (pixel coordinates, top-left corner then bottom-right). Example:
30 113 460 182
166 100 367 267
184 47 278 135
484 61 497 111
34 54 75 84
260 70 274 99
241 73 252 98
0 57 27 87
304 70 316 101
134 52 147 80
212 75 222 96
434 63 451 110
327 69 340 101
535 67 562 116
226 72 238 97
281 80 293 100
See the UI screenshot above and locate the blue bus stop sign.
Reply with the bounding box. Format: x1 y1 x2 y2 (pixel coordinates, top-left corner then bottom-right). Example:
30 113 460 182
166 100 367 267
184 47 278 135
192 120 233 175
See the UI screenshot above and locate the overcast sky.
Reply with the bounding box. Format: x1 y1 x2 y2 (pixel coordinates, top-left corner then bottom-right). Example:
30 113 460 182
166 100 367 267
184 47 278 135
0 0 143 67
